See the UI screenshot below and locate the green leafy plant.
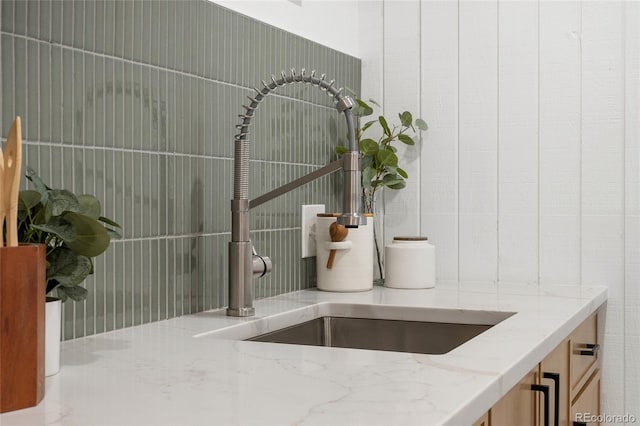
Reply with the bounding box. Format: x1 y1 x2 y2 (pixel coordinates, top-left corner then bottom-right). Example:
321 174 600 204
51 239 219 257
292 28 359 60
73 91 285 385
16 168 121 302
336 97 428 278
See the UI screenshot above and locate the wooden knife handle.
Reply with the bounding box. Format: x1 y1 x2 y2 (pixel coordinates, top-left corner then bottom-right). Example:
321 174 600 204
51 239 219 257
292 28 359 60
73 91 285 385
0 146 4 247
4 117 21 247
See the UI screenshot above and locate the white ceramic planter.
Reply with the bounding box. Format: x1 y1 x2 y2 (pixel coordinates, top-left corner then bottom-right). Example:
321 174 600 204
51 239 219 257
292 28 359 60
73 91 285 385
45 297 61 377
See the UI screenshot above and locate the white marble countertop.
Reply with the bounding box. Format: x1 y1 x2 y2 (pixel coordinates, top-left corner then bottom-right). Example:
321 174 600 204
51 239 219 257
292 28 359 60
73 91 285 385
1 284 607 426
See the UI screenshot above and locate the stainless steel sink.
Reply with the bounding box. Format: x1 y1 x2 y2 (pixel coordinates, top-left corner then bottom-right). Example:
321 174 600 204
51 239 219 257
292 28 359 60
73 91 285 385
247 316 498 355
197 302 515 355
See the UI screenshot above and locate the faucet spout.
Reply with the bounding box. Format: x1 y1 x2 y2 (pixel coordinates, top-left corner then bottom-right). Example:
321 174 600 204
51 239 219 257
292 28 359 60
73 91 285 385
335 99 362 229
227 69 363 317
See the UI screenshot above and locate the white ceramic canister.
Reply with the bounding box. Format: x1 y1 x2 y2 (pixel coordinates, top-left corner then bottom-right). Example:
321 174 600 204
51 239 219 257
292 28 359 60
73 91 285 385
384 237 435 289
45 297 61 376
315 213 373 292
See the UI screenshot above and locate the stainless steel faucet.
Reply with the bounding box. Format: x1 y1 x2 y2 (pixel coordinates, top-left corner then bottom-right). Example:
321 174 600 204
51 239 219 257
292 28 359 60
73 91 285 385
228 68 364 317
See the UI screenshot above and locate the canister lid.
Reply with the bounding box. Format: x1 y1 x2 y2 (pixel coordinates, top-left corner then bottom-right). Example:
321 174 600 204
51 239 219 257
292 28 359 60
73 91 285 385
317 213 374 217
393 236 428 241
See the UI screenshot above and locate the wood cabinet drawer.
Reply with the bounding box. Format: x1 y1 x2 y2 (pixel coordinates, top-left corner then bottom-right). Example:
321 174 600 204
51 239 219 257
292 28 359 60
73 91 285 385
570 313 598 393
571 369 601 426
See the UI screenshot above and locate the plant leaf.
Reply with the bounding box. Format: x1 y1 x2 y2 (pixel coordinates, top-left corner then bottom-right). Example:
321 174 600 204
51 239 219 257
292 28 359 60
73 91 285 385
32 216 77 242
387 181 407 190
32 206 47 225
78 195 102 219
361 155 373 170
361 120 376 133
335 145 348 155
396 167 409 179
18 190 42 211
376 150 398 167
106 228 122 239
55 287 68 302
56 285 88 302
378 116 391 136
354 99 374 117
383 174 405 187
47 248 92 286
46 189 81 218
415 118 429 131
371 179 384 188
362 166 376 190
359 138 379 155
21 169 116 304
99 216 121 229
25 167 51 202
399 111 412 127
63 212 111 257
398 134 415 145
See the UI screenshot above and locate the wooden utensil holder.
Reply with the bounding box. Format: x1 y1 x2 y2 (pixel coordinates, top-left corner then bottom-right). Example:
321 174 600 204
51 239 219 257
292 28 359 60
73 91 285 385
0 244 46 413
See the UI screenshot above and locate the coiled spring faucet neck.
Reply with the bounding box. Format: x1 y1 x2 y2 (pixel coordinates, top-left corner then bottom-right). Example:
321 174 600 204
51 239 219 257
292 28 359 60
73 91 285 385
235 68 357 150
228 68 363 317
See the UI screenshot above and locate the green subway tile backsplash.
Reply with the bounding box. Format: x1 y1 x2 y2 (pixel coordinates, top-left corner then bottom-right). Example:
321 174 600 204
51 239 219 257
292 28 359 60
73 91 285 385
1 0 360 340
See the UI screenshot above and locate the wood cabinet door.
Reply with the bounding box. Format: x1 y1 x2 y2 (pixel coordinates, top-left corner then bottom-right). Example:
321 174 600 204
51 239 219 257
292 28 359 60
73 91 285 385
571 369 601 426
473 411 489 426
490 368 538 426
540 339 570 426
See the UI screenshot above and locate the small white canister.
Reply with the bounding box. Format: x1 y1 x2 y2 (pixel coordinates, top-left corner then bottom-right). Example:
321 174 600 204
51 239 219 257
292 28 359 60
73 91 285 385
315 213 373 292
384 237 435 289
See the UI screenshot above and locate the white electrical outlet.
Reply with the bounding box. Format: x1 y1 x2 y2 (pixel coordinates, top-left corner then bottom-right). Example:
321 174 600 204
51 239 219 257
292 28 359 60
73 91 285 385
301 204 325 258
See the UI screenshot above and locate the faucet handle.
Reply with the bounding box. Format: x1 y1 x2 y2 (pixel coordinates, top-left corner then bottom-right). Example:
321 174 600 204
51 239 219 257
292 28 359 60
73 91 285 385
252 246 272 279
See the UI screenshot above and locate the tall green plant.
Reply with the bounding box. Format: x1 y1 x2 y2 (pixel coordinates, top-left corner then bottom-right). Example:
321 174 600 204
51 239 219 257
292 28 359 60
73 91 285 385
336 98 428 212
16 168 121 302
336 97 428 279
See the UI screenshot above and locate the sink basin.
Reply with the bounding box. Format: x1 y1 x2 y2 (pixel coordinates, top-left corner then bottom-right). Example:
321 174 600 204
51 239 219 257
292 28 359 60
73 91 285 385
199 303 515 355
248 316 496 355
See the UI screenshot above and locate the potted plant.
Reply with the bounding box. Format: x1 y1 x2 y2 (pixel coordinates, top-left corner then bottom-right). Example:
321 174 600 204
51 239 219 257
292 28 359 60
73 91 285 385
17 167 120 375
336 98 428 281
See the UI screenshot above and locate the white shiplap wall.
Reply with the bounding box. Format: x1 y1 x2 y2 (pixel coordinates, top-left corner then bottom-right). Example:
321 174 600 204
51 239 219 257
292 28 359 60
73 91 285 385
539 1 581 287
625 1 640 413
375 0 639 419
382 0 422 242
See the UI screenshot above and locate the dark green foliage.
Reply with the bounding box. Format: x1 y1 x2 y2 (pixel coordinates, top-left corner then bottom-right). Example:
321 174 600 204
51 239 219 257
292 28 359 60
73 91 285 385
16 168 121 302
